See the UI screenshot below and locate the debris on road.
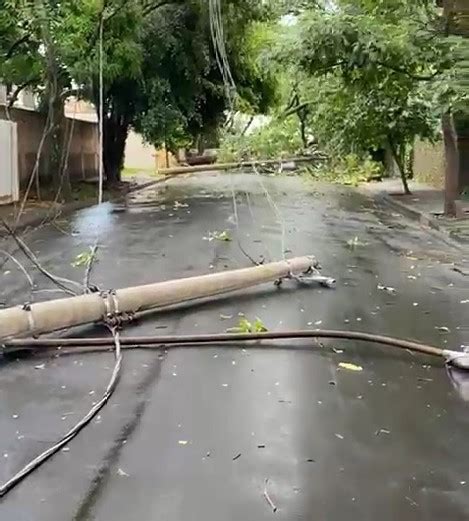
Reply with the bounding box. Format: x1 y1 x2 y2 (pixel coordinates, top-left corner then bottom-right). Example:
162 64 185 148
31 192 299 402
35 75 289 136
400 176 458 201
204 230 232 242
117 468 130 477
435 326 450 333
232 453 241 461
347 236 368 249
339 362 363 372
375 428 391 436
377 284 396 294
227 317 268 333
263 478 278 513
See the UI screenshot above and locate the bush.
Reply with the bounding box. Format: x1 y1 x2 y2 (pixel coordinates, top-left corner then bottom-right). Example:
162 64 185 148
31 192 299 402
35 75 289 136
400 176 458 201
305 154 382 186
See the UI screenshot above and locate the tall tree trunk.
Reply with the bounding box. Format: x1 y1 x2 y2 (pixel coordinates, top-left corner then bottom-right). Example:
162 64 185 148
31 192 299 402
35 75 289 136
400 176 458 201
388 138 411 195
442 111 459 216
297 109 308 149
36 0 71 200
406 142 415 180
103 114 128 185
241 115 254 137
48 85 71 199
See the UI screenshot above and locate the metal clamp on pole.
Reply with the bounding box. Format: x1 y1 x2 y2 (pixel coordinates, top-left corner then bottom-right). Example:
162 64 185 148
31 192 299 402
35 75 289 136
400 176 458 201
274 263 336 288
100 290 135 329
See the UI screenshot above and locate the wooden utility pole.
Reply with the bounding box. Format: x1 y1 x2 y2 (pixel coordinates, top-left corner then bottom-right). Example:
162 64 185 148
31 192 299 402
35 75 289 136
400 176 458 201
0 256 317 341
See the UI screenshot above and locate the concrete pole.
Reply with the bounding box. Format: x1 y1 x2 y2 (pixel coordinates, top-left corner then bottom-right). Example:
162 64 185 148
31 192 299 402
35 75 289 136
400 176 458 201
0 256 317 341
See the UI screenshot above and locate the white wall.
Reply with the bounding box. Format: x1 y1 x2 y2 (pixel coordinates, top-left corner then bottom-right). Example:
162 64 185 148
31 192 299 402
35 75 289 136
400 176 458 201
124 131 156 170
0 120 19 204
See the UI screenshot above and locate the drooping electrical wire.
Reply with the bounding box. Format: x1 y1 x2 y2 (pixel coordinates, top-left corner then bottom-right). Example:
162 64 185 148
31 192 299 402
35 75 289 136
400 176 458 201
208 0 237 110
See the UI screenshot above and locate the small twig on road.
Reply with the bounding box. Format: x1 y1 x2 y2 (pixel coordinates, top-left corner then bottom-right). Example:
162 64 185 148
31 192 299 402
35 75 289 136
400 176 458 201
263 478 278 513
452 266 469 277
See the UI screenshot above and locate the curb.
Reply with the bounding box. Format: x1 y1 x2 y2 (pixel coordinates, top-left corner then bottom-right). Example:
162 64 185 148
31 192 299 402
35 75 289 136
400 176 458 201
378 192 440 230
376 191 469 249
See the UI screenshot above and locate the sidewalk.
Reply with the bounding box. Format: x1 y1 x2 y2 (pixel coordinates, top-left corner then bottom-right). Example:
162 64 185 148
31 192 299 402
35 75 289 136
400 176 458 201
0 174 175 235
0 199 94 235
363 179 469 245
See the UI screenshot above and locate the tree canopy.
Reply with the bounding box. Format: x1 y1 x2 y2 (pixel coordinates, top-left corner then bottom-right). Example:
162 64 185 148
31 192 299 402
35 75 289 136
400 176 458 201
0 0 279 186
276 0 455 192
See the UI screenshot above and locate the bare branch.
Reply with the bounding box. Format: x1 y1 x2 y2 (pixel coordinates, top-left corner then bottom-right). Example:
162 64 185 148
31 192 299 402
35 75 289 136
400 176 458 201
7 78 40 109
4 34 31 60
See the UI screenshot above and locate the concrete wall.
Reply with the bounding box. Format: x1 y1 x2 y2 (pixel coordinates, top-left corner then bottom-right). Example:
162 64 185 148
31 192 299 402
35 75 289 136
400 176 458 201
413 140 445 189
0 106 98 187
124 131 178 171
124 131 156 171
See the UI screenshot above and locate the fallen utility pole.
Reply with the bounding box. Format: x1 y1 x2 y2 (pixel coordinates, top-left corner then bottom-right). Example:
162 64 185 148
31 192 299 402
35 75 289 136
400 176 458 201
0 255 317 341
156 156 324 176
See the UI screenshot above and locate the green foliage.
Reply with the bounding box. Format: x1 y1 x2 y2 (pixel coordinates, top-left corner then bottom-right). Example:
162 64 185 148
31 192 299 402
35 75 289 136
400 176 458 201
275 1 456 191
0 0 280 184
305 154 382 186
219 116 304 161
227 317 268 333
71 247 97 268
207 230 232 241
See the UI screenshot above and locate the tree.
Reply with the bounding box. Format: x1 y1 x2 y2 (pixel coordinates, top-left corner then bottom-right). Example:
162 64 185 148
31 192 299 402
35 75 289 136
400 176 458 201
278 0 453 193
83 0 278 183
1 0 278 190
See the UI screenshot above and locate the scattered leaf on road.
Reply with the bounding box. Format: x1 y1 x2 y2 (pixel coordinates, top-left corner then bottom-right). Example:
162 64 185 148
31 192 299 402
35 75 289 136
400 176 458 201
339 362 363 372
435 326 450 333
227 317 267 333
347 236 367 249
375 428 391 436
377 284 396 294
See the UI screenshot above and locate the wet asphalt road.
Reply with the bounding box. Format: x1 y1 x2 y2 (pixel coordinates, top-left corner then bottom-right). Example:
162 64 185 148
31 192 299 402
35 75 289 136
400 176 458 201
1 172 469 520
